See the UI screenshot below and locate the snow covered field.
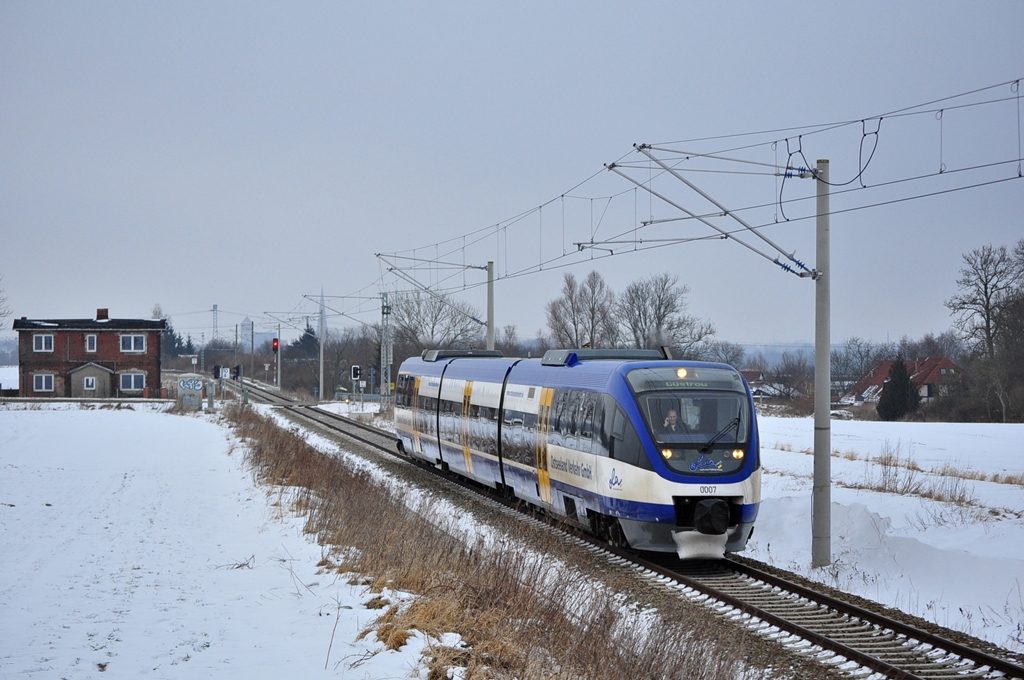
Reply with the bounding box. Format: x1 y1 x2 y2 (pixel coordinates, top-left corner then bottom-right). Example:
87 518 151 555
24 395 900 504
750 417 1024 652
0 403 444 679
1 399 1022 680
0 365 17 391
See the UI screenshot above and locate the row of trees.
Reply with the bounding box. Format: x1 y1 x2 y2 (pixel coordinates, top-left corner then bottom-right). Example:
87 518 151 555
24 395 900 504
543 272 725 359
146 235 1022 422
383 271 737 362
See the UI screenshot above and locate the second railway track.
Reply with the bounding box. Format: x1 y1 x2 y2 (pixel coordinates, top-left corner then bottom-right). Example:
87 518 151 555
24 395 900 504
240 383 1024 680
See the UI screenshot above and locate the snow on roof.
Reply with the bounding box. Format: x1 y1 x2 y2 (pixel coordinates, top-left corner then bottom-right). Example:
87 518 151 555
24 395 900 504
844 357 964 402
12 317 166 331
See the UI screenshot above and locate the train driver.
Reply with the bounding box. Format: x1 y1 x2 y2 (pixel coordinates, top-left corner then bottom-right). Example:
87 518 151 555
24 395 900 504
662 409 682 433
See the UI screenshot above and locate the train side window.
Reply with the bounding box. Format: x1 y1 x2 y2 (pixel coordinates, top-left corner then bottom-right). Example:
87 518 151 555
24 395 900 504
501 409 527 464
608 406 640 466
577 393 595 454
612 408 625 439
511 412 525 463
549 390 567 447
620 419 641 467
401 375 416 408
573 391 585 437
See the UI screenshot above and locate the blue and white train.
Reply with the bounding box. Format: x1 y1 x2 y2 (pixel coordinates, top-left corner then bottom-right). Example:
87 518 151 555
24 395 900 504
394 348 760 559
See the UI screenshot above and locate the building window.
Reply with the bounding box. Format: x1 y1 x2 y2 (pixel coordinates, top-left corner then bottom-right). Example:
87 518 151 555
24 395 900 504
120 373 145 391
86 334 97 352
33 334 54 352
120 335 146 352
84 376 97 391
34 374 54 392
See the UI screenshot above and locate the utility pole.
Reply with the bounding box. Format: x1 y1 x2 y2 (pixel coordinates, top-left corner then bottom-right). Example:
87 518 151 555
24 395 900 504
486 261 495 350
376 254 495 355
318 299 325 403
277 323 282 389
380 292 393 397
250 323 254 386
812 159 831 568
605 145 832 568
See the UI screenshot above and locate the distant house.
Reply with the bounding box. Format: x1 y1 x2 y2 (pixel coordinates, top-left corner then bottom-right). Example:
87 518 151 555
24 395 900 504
842 357 964 405
738 369 809 400
739 370 766 398
13 309 166 399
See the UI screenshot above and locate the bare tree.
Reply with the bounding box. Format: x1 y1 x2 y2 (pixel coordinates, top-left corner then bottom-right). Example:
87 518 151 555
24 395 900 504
392 290 483 352
0 275 11 331
744 350 771 372
945 243 1024 358
546 274 585 347
615 273 715 358
831 336 892 393
706 340 745 367
579 271 619 347
769 350 813 399
895 331 966 365
990 291 1024 421
545 271 618 348
496 324 537 357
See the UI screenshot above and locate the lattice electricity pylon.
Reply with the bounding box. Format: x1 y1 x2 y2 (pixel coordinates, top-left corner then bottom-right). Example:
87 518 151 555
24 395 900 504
379 292 393 396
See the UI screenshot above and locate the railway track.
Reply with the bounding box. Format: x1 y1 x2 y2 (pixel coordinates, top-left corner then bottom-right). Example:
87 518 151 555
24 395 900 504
233 379 296 407
240 384 1024 679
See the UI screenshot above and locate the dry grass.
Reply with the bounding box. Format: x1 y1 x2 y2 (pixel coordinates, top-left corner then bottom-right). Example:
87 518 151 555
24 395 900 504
842 440 983 514
224 404 760 680
993 471 1024 487
868 439 924 495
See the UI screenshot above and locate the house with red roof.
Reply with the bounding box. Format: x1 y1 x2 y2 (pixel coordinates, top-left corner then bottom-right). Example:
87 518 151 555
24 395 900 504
842 357 964 405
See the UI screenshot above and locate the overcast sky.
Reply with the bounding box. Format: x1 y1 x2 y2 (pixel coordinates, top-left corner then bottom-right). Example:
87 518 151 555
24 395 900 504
2 2 1022 349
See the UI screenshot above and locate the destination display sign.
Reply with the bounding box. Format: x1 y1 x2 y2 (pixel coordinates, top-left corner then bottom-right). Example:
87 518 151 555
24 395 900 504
626 367 743 393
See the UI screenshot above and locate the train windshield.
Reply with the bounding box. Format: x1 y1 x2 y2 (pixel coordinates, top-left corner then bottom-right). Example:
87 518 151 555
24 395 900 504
627 367 751 475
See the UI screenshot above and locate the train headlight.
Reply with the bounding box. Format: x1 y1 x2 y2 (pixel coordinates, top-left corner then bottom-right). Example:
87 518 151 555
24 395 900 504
676 368 688 379
661 448 673 459
731 449 745 459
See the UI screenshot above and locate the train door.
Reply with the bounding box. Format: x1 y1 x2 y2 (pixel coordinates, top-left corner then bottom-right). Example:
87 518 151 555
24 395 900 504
534 387 554 505
461 381 474 475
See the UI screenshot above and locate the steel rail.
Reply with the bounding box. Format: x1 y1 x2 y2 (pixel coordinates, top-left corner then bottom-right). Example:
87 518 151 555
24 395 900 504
723 559 1024 679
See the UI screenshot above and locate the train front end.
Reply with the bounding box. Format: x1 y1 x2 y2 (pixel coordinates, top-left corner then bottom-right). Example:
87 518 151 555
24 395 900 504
615 363 760 559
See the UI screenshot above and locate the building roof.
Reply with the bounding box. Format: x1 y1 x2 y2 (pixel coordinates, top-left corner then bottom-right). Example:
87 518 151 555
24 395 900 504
739 369 764 384
13 318 166 332
844 357 964 402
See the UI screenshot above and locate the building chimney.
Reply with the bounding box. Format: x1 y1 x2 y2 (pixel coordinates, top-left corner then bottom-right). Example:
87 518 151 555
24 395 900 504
96 308 109 320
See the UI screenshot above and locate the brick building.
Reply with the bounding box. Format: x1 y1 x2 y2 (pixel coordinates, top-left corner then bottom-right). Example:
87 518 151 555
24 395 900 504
13 309 166 398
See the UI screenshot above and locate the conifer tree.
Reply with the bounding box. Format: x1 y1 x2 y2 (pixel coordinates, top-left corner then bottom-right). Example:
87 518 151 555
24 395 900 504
877 358 920 420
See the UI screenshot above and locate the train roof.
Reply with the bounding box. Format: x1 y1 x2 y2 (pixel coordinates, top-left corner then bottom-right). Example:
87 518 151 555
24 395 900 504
399 348 741 392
